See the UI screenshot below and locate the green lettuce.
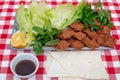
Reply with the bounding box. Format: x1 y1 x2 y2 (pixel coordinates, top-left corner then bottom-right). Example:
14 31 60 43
61 1 86 30
29 0 51 29
48 0 86 30
17 0 50 46
17 4 35 46
48 3 77 30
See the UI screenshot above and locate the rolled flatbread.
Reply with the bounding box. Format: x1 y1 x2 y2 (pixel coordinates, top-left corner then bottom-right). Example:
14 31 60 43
45 51 109 80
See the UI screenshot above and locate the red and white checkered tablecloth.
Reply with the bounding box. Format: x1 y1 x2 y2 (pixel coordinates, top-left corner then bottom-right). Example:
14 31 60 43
0 0 120 80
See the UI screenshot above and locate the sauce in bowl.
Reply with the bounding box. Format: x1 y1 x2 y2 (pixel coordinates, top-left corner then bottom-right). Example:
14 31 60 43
15 60 36 76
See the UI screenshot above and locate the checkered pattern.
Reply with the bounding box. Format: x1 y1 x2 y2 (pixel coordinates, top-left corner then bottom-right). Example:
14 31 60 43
0 0 120 80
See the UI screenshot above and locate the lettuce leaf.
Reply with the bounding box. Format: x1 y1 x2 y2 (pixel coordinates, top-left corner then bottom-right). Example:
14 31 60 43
17 4 35 45
29 0 50 29
47 0 85 30
60 1 86 30
48 3 77 30
17 0 51 46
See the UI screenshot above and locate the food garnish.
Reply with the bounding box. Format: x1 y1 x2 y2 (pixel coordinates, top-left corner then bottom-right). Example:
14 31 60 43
11 31 26 48
80 0 113 31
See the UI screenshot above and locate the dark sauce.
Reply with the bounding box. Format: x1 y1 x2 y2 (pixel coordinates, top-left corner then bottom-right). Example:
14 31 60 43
15 60 36 76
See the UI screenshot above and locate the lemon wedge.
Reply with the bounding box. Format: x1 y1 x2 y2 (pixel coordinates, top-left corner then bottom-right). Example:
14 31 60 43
10 31 26 48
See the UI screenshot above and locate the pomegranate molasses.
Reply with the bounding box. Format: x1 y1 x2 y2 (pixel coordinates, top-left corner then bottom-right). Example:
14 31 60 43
15 60 36 76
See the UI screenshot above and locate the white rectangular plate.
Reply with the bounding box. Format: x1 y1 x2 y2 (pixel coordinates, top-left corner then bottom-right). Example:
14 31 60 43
10 16 113 51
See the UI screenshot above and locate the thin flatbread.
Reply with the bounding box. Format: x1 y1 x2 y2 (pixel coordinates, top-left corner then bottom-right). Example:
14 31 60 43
59 78 85 80
45 51 109 80
59 78 109 80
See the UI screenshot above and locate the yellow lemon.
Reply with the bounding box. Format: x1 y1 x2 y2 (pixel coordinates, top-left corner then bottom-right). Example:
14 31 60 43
10 31 26 48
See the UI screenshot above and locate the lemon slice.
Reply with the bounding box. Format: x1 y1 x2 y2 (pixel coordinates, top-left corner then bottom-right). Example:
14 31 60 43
10 31 26 48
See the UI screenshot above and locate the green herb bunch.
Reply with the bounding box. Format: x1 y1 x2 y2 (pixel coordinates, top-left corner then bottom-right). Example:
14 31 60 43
80 0 113 31
32 27 60 55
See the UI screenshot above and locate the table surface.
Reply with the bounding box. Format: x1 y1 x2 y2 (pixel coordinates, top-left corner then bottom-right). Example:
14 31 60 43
0 0 120 80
